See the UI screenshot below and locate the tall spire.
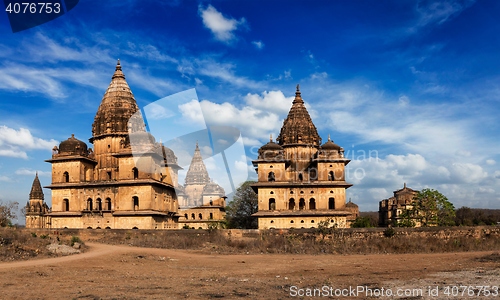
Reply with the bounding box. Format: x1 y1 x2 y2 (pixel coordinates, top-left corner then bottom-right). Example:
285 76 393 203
276 85 321 146
91 60 141 141
293 84 303 104
185 143 210 185
29 173 44 200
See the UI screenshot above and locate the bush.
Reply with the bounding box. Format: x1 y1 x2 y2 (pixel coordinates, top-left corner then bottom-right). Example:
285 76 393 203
70 236 82 246
383 227 396 238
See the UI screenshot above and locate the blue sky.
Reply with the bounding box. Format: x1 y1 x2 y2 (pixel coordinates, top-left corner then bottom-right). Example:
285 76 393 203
1 0 499 222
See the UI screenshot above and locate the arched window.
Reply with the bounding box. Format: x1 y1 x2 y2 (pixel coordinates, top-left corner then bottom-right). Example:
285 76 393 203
268 171 275 182
96 198 102 211
132 167 138 180
289 198 295 210
328 171 334 181
184 213 188 219
210 200 213 206
209 213 213 220
299 198 305 210
133 196 139 211
63 171 69 183
309 168 317 181
87 198 93 211
309 198 316 210
329 197 335 210
269 198 276 210
105 198 112 210
63 199 69 211
298 173 303 181
191 213 195 220
198 213 202 220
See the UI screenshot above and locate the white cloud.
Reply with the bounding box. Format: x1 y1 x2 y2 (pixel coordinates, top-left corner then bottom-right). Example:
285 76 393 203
143 102 175 120
252 40 264 49
0 176 12 182
244 90 293 115
0 126 57 159
179 99 282 145
199 4 247 43
15 168 51 177
415 0 476 28
486 159 496 165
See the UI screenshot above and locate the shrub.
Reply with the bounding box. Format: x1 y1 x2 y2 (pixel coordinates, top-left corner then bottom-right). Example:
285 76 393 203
70 236 82 246
383 227 396 238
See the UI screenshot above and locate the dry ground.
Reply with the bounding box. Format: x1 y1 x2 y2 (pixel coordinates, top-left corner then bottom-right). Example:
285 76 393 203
0 242 499 299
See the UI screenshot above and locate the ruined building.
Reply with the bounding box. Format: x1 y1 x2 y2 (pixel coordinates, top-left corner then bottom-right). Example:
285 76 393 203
378 183 418 227
251 85 358 229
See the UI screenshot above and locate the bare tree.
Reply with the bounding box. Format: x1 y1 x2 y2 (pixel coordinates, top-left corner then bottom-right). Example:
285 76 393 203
0 200 19 227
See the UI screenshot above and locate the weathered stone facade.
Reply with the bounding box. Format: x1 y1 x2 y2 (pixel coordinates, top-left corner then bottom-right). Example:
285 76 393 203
378 183 419 227
251 85 358 229
26 61 226 230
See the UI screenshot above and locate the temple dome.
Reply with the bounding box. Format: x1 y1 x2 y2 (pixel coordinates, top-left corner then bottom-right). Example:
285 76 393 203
91 60 141 142
321 135 341 151
58 134 88 156
276 85 321 147
203 181 225 195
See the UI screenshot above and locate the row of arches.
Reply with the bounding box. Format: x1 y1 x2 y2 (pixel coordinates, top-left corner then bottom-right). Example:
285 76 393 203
268 197 336 210
267 170 340 182
62 197 140 212
183 213 214 220
61 167 140 184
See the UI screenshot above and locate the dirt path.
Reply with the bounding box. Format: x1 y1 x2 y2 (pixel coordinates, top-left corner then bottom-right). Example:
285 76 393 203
0 243 498 299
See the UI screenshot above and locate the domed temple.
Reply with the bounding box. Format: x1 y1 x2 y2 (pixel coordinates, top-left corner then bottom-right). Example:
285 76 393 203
25 60 227 230
176 143 226 229
251 85 358 229
26 61 185 229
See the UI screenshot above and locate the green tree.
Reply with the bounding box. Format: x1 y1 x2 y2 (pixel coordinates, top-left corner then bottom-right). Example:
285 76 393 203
225 181 258 229
413 189 455 227
395 209 416 227
351 216 374 228
0 201 19 227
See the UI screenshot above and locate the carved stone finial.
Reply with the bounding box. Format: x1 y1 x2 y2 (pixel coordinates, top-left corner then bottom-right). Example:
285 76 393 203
296 84 300 92
328 134 331 142
270 134 273 142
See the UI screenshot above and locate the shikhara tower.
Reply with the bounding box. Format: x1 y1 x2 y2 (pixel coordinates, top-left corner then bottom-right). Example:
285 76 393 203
252 85 358 229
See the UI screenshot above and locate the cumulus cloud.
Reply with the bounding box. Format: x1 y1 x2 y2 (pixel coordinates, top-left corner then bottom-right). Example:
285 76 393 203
199 4 247 43
244 90 293 115
0 126 57 159
178 97 285 149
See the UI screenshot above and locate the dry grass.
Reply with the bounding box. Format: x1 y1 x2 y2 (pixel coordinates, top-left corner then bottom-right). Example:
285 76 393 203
82 227 500 255
0 228 84 261
3 226 500 260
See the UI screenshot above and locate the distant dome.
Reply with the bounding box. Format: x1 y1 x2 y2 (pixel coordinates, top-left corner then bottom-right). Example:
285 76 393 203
345 201 358 208
258 136 284 159
58 134 88 156
259 140 283 151
162 145 177 165
128 131 155 146
203 181 225 196
321 140 341 151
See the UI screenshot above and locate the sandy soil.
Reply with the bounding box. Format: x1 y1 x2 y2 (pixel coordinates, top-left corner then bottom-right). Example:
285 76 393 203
0 243 499 299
